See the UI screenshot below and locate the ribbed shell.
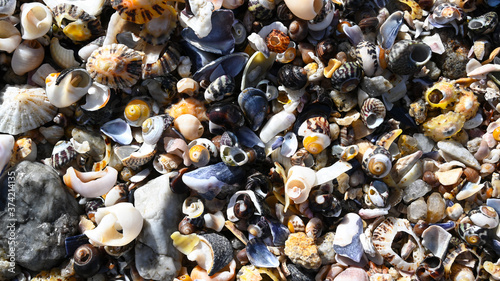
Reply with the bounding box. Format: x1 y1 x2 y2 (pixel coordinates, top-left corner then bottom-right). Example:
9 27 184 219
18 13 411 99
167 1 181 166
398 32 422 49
330 62 363 93
0 85 57 135
111 0 169 24
278 64 308 90
86 43 144 88
52 3 104 41
387 40 432 75
142 45 181 79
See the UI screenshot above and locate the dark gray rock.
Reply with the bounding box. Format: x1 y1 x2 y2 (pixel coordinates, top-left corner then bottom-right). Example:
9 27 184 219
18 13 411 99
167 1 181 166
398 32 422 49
0 161 81 272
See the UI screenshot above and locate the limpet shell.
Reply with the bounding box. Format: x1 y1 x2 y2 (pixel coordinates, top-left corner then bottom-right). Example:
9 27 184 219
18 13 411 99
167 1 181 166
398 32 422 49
111 0 169 24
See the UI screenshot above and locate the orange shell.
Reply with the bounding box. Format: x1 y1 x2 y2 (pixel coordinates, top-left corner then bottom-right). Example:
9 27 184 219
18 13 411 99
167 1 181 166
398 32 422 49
166 97 208 121
86 43 144 88
111 0 169 24
266 29 290 54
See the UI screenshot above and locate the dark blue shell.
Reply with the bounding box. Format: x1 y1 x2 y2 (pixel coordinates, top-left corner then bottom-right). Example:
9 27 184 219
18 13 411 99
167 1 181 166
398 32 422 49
246 238 280 268
238 88 269 131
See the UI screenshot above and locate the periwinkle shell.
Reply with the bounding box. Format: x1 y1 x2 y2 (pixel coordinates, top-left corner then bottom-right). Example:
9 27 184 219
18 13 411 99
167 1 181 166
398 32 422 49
330 62 364 93
238 88 269 131
205 75 235 103
207 101 245 129
278 64 308 90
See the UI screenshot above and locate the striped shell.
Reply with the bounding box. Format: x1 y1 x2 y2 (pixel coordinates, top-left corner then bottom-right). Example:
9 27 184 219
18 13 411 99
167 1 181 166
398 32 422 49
362 145 392 179
111 0 169 24
278 64 308 90
52 4 104 42
139 4 177 45
468 11 498 34
86 43 144 88
360 98 386 129
205 75 235 103
142 45 180 79
372 217 425 273
355 41 385 77
330 61 364 93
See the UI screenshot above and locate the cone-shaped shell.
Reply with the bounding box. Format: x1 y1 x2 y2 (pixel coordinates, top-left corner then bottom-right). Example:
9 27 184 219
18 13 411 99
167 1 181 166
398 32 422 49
362 146 392 179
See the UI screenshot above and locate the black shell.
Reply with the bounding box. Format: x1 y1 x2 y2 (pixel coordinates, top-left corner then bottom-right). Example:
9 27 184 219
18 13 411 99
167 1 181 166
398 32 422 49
73 244 104 278
468 11 498 34
456 223 488 247
199 233 234 276
207 101 245 129
205 75 236 103
330 61 364 93
316 38 337 62
234 194 255 220
245 171 272 199
308 189 342 217
142 74 178 106
238 88 269 131
278 64 308 90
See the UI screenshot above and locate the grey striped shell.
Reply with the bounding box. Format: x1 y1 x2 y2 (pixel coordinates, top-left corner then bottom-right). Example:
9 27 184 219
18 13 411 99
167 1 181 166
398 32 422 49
387 40 432 75
330 62 363 93
360 98 386 129
142 45 181 79
205 75 235 103
355 41 384 77
52 4 104 42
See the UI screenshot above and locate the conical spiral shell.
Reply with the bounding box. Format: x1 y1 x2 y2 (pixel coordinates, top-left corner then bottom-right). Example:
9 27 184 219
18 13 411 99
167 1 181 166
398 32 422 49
360 98 386 129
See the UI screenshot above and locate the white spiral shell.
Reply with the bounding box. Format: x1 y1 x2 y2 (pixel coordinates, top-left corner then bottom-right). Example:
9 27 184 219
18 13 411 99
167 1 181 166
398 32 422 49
0 21 21 53
20 3 52 40
11 40 44 75
285 166 316 204
46 68 93 108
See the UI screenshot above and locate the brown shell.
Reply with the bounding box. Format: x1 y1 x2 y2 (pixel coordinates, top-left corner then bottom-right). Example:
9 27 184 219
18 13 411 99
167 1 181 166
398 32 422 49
266 29 290 54
111 0 169 24
316 38 337 62
86 43 144 88
463 167 480 183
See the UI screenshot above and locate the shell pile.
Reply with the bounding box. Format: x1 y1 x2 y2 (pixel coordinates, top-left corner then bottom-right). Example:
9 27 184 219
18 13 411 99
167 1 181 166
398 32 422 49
3 0 500 279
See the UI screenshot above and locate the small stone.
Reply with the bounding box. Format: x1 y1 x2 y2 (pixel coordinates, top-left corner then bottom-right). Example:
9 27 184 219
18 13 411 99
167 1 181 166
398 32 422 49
316 232 336 265
427 192 446 223
333 267 369 281
437 140 481 170
435 168 463 186
403 179 432 203
407 198 428 223
446 203 464 221
284 232 321 270
333 213 363 263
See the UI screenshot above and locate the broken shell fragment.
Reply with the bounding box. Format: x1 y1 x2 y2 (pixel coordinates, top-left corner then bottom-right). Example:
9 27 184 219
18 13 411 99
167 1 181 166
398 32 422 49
63 166 118 198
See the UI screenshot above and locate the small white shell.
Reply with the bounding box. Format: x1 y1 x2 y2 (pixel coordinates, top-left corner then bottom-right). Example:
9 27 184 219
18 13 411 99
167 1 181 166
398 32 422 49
174 114 204 141
153 153 182 174
469 205 499 229
50 37 80 68
81 82 110 111
204 211 225 232
46 69 93 108
63 166 118 198
31 63 57 87
283 0 323 20
20 3 52 40
0 20 21 53
183 196 205 218
456 179 484 201
260 111 296 143
84 202 143 246
12 40 44 75
104 184 127 207
285 166 316 204
179 0 214 38
0 134 14 174
142 115 166 145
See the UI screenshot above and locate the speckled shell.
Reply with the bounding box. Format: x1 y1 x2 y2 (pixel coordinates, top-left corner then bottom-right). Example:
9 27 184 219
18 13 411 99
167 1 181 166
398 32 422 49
387 40 432 75
50 140 77 169
139 4 177 45
360 98 386 129
468 11 498 34
142 45 181 79
355 41 385 77
205 75 235 103
111 0 169 24
248 0 275 20
362 146 392 179
278 64 308 90
52 4 104 42
422 111 466 142
330 62 364 93
238 88 269 131
266 29 290 53
424 80 457 109
86 43 144 88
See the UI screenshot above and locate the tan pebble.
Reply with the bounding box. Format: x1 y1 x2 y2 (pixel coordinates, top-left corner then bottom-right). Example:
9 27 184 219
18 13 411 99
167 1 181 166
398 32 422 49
434 168 463 186
480 163 496 177
427 192 446 223
446 203 464 221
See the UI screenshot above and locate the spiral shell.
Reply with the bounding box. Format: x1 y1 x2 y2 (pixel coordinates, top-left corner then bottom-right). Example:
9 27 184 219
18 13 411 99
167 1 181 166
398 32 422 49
424 80 458 109
285 166 316 204
0 21 22 53
330 62 364 93
124 98 152 127
456 223 488 247
316 38 337 62
188 144 210 167
278 64 308 90
86 43 144 88
46 68 93 108
387 40 432 75
142 45 181 79
364 180 389 208
362 146 392 179
360 98 386 129
11 40 44 76
52 4 103 42
142 115 172 145
468 205 499 229
355 41 385 77
468 11 498 34
111 0 169 24
183 197 204 219
266 29 290 54
20 3 52 40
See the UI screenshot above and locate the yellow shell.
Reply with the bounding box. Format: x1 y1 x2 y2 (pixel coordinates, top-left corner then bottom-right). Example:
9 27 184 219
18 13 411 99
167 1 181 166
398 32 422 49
171 231 200 255
422 111 466 141
124 99 151 127
112 0 169 24
424 81 457 109
454 89 479 120
189 144 210 166
303 132 331 155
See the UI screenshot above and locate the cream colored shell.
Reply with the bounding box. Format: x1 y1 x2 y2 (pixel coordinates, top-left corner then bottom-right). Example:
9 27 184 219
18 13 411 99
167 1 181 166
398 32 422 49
0 20 21 53
45 69 93 108
20 3 52 40
63 166 118 198
283 0 323 20
12 40 44 75
285 166 316 204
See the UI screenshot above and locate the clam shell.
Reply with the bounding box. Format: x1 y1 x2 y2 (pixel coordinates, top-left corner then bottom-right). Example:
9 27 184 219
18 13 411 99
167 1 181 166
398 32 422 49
246 238 280 268
241 51 276 91
0 21 22 53
193 52 249 82
100 118 132 145
377 11 404 49
238 88 269 131
12 40 44 76
20 3 52 40
0 85 57 135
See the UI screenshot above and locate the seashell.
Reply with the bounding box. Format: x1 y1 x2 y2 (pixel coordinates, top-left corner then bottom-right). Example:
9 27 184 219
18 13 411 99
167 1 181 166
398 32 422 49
39 125 64 145
0 85 57 135
362 146 392 179
333 213 364 262
355 41 385 77
188 144 211 167
63 166 118 198
11 40 44 76
360 98 386 129
166 97 207 121
469 205 499 229
142 45 181 79
278 64 308 90
171 231 200 255
424 80 458 109
241 51 275 91
84 203 143 246
81 82 111 111
191 259 237 281
220 145 250 166
73 243 105 278
204 211 225 232
179 0 214 39
0 21 22 53
456 223 488 247
86 43 144 88
378 11 404 50
415 256 445 281
104 183 128 207
174 114 204 141
45 68 93 108
280 132 298 158
437 140 481 170
330 62 364 93
289 20 308 42
139 4 177 45
142 75 177 106
421 225 452 259
434 168 463 186
183 196 204 219
205 75 235 103
387 40 432 75
0 134 14 174
0 0 16 17
78 36 104 61
305 217 323 239
142 115 172 145
422 112 465 142
9 136 36 167
246 238 280 268
207 102 245 131
50 37 80 69
456 180 484 201
20 3 52 40
182 10 235 56
187 233 233 276
468 11 498 34
124 98 152 127
177 78 199 96
454 90 479 120
372 217 424 273
238 88 269 131
100 118 132 145
248 0 275 20
182 162 245 200
114 143 156 169
265 29 290 54
364 180 389 208
284 0 323 20
111 0 168 24
153 153 182 174
443 243 483 280
285 166 316 204
48 140 76 170
300 118 331 155
193 52 249 83
52 4 104 42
